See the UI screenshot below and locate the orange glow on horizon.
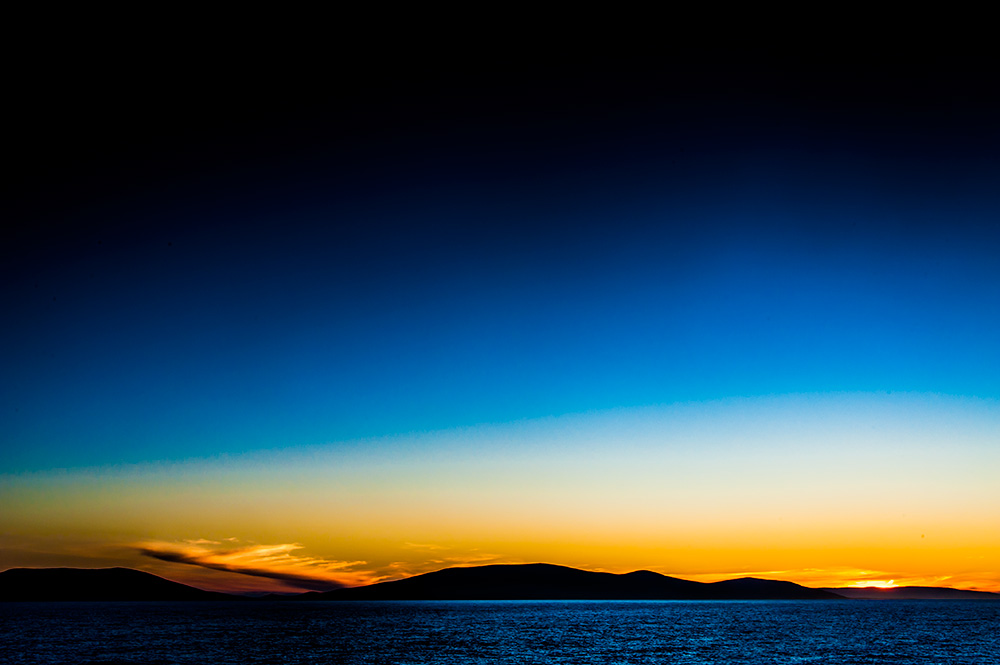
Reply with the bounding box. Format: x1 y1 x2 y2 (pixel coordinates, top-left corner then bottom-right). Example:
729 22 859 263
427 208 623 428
672 567 999 593
848 579 897 589
126 560 1000 595
2 394 997 595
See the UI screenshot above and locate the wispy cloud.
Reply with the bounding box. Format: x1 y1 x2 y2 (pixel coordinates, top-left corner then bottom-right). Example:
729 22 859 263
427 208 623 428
135 540 378 591
430 552 508 567
403 542 447 552
382 547 512 580
133 539 522 593
405 545 510 569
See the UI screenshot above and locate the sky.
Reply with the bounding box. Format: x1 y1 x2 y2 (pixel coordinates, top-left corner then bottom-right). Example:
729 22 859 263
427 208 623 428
3 39 999 593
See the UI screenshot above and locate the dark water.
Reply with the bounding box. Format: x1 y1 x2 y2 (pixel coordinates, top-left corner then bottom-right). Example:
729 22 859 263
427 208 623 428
1 600 998 664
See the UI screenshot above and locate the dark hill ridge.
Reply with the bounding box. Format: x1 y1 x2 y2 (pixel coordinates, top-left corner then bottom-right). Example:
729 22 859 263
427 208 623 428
0 567 240 601
5 565 995 601
309 563 842 600
821 586 1000 600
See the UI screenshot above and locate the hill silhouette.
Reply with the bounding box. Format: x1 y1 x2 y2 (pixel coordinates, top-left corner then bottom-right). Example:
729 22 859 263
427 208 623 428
307 563 842 600
6 565 995 601
0 567 240 601
821 586 1000 600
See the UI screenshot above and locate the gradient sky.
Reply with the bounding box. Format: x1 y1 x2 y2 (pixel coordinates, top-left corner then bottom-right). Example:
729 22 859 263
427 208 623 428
3 42 999 593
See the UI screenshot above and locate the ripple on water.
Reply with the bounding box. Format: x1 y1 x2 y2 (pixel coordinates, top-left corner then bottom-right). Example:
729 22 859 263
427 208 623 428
0 600 998 665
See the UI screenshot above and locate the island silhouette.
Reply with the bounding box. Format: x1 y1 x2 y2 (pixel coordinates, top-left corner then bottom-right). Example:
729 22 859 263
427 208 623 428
0 567 237 601
2 564 997 601
301 563 840 600
819 586 1000 600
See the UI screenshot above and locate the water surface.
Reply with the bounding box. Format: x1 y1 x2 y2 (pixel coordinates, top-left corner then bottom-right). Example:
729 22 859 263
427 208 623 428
2 600 997 664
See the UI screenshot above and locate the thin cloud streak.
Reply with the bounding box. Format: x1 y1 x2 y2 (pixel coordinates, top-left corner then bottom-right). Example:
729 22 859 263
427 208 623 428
135 541 377 591
378 547 516 581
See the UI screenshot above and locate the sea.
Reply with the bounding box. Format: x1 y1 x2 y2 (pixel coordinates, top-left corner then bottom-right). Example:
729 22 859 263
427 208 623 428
1 600 997 664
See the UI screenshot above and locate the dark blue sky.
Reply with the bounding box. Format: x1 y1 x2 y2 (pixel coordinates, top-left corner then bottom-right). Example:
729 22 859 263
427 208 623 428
4 46 999 471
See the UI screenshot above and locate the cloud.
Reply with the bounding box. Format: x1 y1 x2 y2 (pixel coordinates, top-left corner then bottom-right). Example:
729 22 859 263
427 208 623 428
403 542 447 551
431 553 507 566
132 540 521 593
381 547 512 580
135 540 377 591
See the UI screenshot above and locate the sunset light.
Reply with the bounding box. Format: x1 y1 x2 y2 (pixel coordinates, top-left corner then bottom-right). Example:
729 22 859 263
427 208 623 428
3 32 1000 664
3 40 999 614
2 394 998 594
850 580 898 589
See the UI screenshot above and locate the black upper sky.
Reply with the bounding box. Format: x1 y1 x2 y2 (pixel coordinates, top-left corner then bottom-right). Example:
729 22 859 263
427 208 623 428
4 29 999 468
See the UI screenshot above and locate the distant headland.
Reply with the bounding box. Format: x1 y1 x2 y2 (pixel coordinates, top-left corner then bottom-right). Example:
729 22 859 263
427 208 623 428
0 567 238 601
2 564 997 601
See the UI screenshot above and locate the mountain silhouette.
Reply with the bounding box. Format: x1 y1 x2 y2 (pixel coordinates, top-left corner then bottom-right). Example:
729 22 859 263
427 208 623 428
821 586 1000 600
307 563 842 600
0 567 240 601
6 565 995 601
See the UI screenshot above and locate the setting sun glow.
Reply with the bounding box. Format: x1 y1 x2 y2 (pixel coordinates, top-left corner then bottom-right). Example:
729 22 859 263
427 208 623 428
3 58 1000 602
850 580 897 589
